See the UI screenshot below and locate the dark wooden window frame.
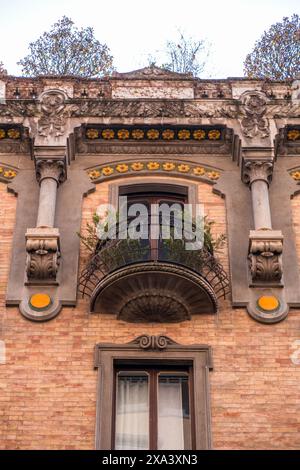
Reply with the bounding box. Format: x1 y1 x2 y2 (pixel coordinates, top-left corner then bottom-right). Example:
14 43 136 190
113 364 194 450
108 178 198 216
94 335 213 450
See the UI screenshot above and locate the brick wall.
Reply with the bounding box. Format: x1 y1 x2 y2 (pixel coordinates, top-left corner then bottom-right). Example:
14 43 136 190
0 180 299 449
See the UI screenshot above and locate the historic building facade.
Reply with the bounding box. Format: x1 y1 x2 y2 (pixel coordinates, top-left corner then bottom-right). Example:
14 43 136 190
0 67 299 449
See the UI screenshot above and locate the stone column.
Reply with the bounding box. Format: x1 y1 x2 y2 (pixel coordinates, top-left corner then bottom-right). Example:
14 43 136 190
25 156 66 285
242 159 283 285
243 160 273 230
36 159 66 228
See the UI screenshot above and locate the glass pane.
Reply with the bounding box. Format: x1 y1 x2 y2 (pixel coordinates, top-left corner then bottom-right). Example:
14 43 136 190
115 372 149 450
157 373 192 450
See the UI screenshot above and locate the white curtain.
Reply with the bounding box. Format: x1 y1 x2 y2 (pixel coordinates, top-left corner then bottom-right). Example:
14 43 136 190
157 375 187 450
115 374 149 450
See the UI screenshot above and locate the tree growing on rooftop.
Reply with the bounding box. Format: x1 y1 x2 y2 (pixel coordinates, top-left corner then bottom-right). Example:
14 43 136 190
244 14 300 80
0 62 7 75
150 31 209 77
18 16 114 77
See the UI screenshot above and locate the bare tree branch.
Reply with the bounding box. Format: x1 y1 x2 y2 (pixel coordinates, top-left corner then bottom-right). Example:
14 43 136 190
244 14 300 80
18 16 115 78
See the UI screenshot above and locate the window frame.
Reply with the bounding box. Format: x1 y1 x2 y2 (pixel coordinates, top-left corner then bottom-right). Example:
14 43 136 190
94 335 213 450
113 365 194 450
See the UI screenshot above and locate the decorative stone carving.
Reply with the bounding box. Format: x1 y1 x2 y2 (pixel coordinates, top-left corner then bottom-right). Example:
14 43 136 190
119 292 190 323
242 160 273 186
38 90 67 138
35 158 66 185
248 230 283 284
112 66 192 79
131 335 175 350
25 228 60 284
240 91 269 138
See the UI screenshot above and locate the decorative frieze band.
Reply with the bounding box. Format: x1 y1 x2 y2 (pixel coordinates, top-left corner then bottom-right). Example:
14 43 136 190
87 160 221 183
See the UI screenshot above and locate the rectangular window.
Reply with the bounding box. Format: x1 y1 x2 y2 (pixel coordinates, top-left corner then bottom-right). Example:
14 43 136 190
113 367 193 450
94 336 213 450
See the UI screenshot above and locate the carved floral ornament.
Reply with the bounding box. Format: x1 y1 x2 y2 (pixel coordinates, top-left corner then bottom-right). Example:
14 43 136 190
0 164 18 181
87 161 221 182
37 90 69 138
290 169 300 181
240 91 270 139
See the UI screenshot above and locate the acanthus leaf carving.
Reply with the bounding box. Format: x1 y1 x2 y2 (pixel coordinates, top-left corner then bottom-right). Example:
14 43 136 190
35 158 66 185
25 228 60 284
248 231 283 284
242 160 274 186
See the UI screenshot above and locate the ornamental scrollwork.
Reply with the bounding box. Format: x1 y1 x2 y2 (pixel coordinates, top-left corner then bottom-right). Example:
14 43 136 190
25 228 60 284
133 335 175 350
248 233 283 283
37 90 68 138
240 91 270 139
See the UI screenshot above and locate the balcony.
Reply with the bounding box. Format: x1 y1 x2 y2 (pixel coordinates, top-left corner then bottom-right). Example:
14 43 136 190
79 220 230 323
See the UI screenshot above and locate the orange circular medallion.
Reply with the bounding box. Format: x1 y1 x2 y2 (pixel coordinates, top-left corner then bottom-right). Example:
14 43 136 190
29 293 52 311
257 296 279 312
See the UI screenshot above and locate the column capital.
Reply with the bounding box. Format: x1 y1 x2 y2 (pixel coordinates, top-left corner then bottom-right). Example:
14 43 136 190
242 159 274 187
35 158 67 185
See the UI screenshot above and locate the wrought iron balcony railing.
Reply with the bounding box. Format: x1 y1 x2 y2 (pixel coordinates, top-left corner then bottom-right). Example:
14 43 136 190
78 218 230 322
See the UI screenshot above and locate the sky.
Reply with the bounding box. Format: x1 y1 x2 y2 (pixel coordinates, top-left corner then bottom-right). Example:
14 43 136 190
0 0 298 78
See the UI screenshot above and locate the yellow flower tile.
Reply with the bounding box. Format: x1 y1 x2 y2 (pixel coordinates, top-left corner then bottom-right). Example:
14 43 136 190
178 164 190 173
116 163 129 173
147 162 160 170
162 162 176 171
102 167 114 176
131 162 144 171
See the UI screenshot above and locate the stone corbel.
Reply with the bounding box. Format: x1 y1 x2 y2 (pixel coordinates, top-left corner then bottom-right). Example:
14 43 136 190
248 230 283 285
25 228 60 285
